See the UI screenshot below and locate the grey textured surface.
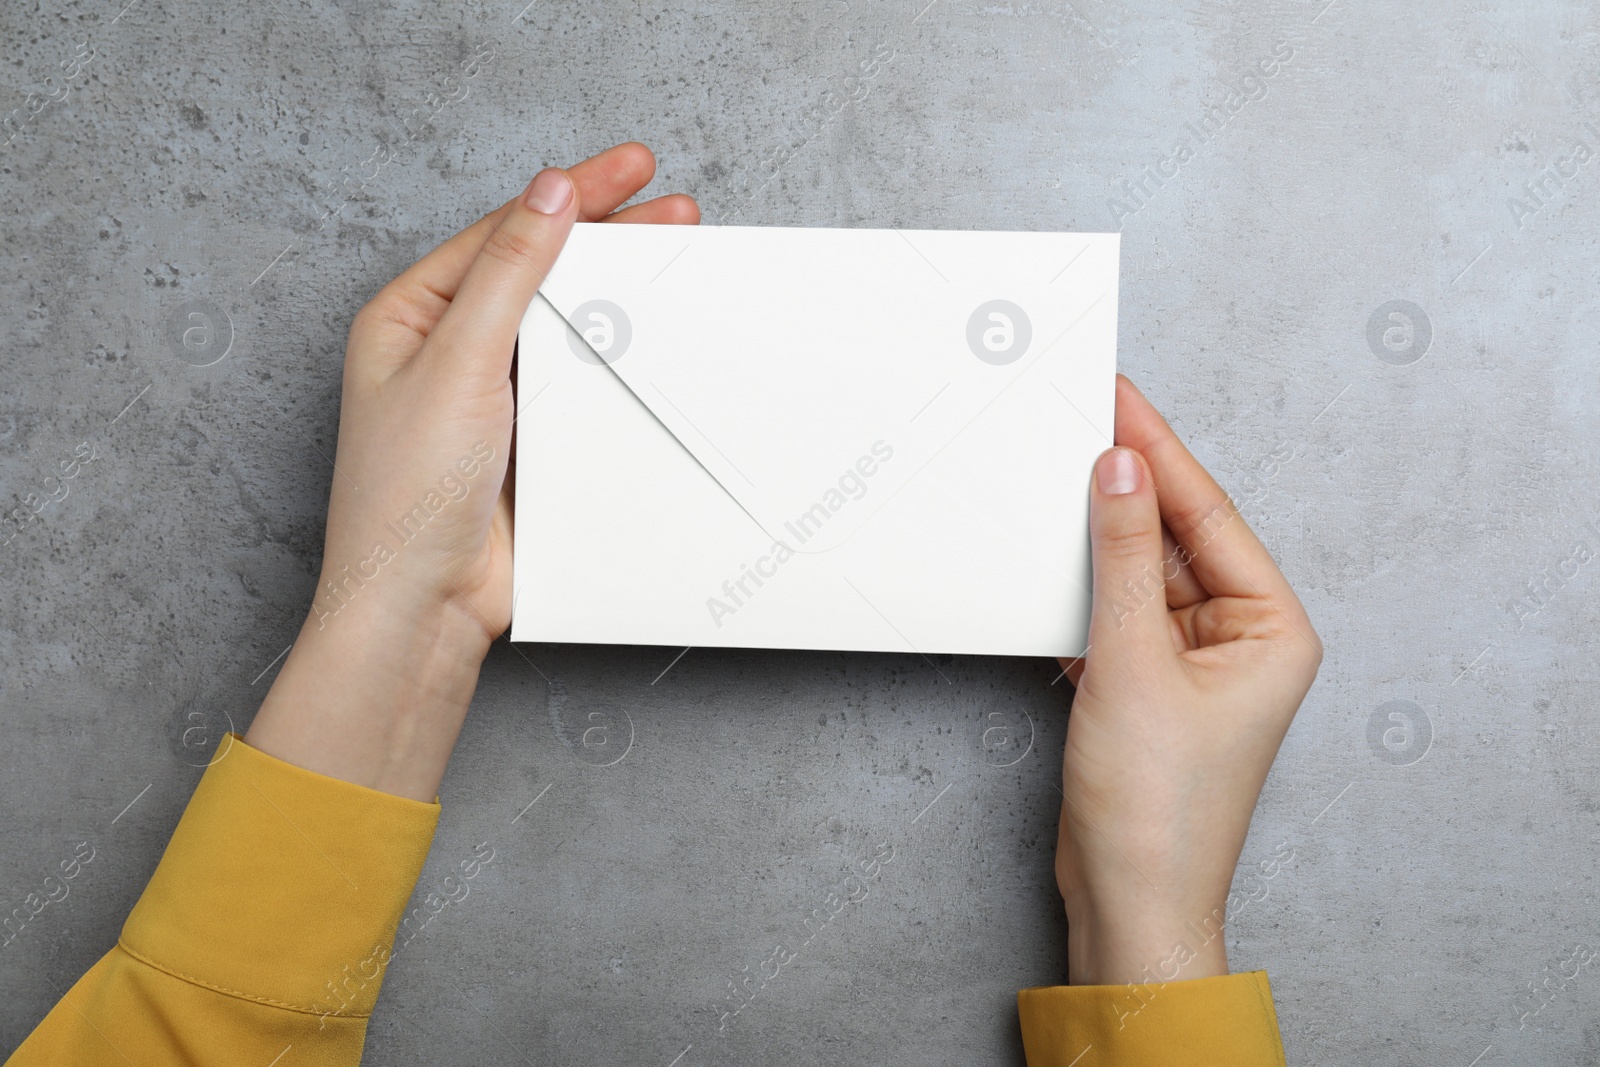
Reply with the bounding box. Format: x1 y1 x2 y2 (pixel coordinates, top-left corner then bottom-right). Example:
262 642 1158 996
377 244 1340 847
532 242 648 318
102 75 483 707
2 0 1598 1064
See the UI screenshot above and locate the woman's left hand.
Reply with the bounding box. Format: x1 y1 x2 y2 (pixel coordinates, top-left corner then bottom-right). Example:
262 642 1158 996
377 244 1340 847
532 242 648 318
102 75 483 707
246 142 698 800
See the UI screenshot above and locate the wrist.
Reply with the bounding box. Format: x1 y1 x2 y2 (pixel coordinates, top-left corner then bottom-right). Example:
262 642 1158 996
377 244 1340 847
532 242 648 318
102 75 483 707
1064 891 1230 986
246 580 493 801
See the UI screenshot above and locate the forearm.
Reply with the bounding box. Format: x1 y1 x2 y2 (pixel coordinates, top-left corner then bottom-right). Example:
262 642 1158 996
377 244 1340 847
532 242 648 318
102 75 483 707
1064 893 1228 986
7 735 440 1066
246 582 491 802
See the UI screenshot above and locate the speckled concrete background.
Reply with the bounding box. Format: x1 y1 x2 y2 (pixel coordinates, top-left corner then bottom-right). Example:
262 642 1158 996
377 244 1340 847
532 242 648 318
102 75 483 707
2 1 1597 1063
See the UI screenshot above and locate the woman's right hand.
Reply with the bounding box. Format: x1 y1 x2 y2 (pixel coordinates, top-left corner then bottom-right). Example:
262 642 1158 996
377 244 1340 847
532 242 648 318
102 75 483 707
1054 374 1323 985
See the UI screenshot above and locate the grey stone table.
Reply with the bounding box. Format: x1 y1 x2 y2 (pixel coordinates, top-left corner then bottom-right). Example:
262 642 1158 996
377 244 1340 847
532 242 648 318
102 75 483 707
3 1 1596 1063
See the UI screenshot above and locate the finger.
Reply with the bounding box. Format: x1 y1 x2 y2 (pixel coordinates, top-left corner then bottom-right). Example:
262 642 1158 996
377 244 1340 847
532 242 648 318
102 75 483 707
571 141 659 220
1084 446 1174 662
1113 374 1295 604
1160 524 1208 609
1056 656 1084 687
367 143 661 328
602 192 700 225
423 167 580 389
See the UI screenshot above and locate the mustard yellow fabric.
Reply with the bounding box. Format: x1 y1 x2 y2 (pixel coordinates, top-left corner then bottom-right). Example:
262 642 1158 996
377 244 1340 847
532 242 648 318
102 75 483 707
6 733 438 1066
1019 970 1287 1065
7 733 1286 1066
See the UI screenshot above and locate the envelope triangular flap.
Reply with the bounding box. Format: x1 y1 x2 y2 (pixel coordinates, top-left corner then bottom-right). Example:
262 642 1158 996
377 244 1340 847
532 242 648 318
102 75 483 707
539 223 1115 554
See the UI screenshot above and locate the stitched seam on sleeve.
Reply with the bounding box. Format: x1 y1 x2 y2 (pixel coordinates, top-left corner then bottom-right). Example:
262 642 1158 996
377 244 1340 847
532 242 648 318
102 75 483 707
1247 973 1289 1067
115 938 369 1019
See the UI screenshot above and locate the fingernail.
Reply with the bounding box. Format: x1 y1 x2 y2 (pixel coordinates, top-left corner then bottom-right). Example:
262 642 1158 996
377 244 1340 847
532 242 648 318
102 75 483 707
523 168 573 214
1097 448 1140 495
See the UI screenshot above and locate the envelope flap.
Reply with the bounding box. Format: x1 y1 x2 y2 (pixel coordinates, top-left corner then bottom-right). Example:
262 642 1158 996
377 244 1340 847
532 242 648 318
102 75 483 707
539 223 1119 553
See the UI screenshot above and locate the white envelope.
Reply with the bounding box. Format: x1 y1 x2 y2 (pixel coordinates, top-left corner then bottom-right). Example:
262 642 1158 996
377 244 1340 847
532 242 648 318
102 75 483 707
511 223 1118 658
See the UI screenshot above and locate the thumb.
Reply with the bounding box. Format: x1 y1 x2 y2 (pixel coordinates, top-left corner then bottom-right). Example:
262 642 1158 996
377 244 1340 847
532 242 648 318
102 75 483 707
1085 446 1172 662
424 167 581 387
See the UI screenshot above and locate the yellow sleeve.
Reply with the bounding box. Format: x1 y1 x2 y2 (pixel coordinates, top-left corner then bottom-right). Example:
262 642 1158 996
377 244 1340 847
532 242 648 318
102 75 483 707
6 733 439 1066
1018 971 1287 1066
